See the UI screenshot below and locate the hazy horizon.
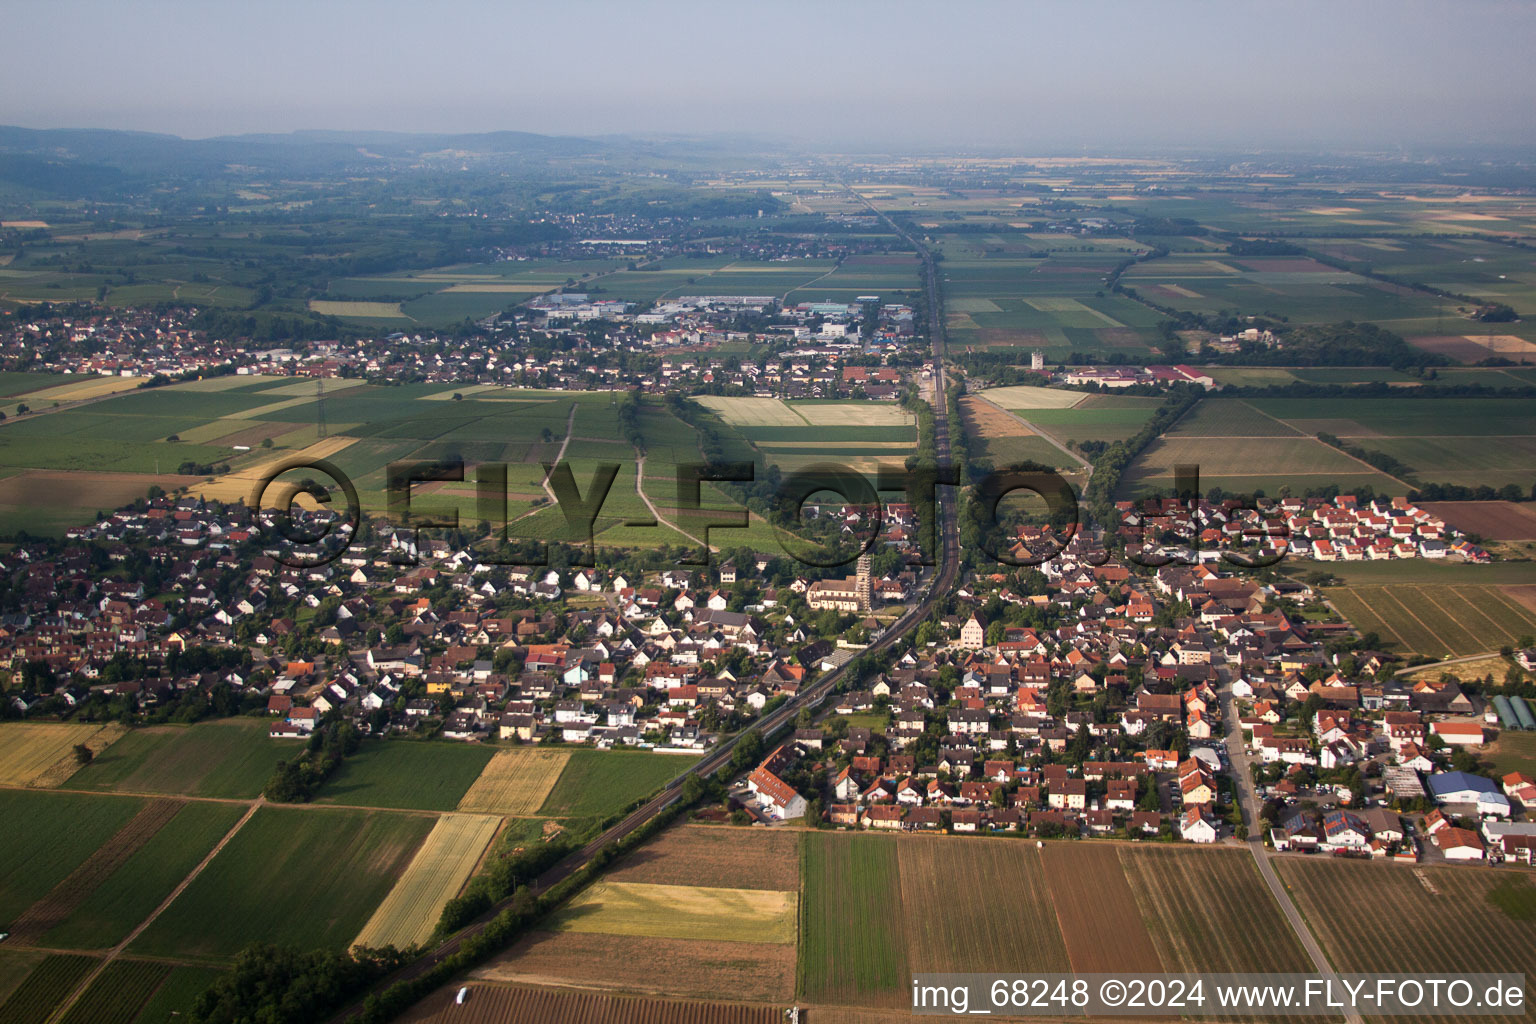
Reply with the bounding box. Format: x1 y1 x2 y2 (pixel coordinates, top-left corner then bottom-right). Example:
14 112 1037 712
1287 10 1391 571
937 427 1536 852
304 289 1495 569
4 0 1535 150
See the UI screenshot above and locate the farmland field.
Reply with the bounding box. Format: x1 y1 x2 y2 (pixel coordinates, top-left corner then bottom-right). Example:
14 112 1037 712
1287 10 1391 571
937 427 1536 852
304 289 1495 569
0 954 96 1024
981 385 1086 411
63 718 288 799
0 950 46 1007
608 824 800 891
694 395 913 430
0 791 144 928
1120 394 1536 496
937 242 1162 358
354 812 502 950
537 749 696 820
1421 502 1536 541
0 722 126 787
130 805 433 958
457 748 571 816
5 797 183 945
549 880 796 945
472 824 800 1004
798 832 909 1008
126 965 227 1024
0 380 714 540
38 800 247 950
1166 398 1298 437
1038 842 1161 973
57 959 171 1024
308 299 410 318
1015 394 1164 448
1277 858 1536 1024
1326 584 1536 657
474 929 796 1003
1488 732 1536 778
398 982 785 1024
1116 844 1311 973
313 739 496 811
897 837 1068 975
958 395 1080 471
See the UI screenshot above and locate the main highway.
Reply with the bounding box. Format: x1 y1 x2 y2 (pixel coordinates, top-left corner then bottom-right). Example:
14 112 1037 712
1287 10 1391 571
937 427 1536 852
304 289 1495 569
335 187 963 1020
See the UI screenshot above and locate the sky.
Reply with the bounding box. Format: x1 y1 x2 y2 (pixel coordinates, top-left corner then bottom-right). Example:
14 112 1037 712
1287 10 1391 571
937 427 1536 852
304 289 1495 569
4 0 1534 151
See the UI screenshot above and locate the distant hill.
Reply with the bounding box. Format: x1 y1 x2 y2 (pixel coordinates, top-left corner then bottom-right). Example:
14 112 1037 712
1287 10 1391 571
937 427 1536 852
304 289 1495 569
0 126 628 195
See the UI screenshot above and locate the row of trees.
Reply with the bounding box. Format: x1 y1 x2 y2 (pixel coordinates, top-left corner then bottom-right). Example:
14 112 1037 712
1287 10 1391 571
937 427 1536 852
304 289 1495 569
263 719 361 802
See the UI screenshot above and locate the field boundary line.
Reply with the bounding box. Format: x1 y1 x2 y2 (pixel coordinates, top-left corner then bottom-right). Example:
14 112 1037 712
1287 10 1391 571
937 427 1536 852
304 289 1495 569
1233 399 1304 436
540 403 579 503
1412 585 1487 650
1374 586 1453 659
782 258 843 302
633 454 713 552
1421 585 1515 647
1451 584 1529 643
42 796 264 1024
1242 399 1418 488
1324 588 1411 650
6 797 184 944
973 394 1090 471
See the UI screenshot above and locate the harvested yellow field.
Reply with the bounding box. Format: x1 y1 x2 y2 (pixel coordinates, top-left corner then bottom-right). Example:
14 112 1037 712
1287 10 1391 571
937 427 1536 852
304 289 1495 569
793 403 914 428
550 881 797 945
190 435 359 503
768 454 906 475
1402 654 1510 684
693 396 805 427
178 417 260 443
420 384 505 400
309 299 411 318
1 375 140 416
257 378 367 398
457 748 570 816
0 722 127 787
981 385 1085 410
237 394 325 419
0 220 49 229
1465 334 1536 355
352 812 502 950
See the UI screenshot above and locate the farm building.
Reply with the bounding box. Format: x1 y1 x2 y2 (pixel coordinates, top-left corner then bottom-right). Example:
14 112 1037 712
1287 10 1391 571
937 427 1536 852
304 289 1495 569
1482 821 1536 864
1429 721 1484 746
1493 695 1524 731
1427 771 1511 817
1515 696 1536 730
1435 827 1485 861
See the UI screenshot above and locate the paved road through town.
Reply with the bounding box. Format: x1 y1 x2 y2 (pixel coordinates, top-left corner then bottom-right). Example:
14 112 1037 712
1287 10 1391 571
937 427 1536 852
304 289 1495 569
1221 685 1364 1024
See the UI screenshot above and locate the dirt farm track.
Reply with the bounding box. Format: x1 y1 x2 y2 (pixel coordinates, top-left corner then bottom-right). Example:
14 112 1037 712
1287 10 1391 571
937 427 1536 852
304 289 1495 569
399 983 783 1024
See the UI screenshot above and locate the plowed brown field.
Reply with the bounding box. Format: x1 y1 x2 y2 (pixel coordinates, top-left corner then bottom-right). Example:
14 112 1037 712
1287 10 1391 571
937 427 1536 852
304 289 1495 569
472 932 795 1004
1038 842 1160 973
608 824 799 891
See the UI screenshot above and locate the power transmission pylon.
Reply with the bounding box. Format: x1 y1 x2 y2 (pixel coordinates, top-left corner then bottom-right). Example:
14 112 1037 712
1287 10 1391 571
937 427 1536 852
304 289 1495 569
316 375 327 439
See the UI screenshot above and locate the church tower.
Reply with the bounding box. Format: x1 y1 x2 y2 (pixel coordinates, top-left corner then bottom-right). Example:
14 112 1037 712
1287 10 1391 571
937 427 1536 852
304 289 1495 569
856 552 872 612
